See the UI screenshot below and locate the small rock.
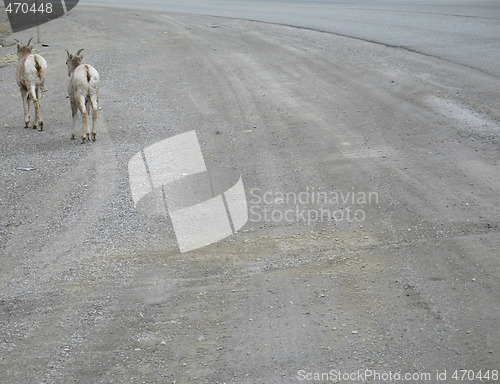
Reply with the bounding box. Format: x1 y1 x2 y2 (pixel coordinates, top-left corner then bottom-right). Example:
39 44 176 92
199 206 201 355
17 167 37 171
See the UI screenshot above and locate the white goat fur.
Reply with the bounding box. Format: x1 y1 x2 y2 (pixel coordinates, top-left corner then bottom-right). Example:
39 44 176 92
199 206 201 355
66 49 100 143
16 38 47 130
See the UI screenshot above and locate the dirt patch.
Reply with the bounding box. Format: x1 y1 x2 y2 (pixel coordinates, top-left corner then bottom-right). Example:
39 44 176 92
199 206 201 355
0 52 16 64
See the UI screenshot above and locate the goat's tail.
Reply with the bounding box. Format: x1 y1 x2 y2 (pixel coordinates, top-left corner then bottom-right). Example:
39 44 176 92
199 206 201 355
35 55 44 80
34 55 45 80
84 65 91 83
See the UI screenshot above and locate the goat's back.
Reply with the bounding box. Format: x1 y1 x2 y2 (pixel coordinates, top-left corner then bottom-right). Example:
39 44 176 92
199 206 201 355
17 54 47 87
68 64 100 97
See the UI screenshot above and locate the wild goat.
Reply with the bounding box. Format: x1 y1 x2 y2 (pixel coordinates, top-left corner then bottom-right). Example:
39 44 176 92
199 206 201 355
66 49 100 143
16 38 47 130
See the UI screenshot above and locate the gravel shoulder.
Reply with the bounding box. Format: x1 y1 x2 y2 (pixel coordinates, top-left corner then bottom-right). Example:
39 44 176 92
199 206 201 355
0 7 499 383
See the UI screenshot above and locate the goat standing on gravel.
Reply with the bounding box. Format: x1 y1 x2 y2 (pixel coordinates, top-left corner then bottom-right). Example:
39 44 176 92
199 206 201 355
16 38 47 130
66 49 100 143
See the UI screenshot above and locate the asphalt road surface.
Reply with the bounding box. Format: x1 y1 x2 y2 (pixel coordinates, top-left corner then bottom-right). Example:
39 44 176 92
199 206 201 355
81 0 500 78
0 2 499 383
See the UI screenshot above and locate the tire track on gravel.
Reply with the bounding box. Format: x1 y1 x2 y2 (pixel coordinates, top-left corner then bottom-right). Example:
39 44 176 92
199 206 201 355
2 118 118 292
0 119 121 381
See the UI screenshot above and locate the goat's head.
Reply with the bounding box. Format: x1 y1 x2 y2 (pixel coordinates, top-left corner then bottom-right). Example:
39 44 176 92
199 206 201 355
66 49 84 76
16 38 33 59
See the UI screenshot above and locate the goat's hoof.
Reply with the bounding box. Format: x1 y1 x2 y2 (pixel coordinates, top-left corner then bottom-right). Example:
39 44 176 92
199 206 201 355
24 123 30 129
71 134 76 140
38 124 44 131
81 137 87 144
92 133 96 141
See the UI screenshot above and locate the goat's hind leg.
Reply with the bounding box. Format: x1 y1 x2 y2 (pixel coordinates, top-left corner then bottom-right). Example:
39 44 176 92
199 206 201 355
77 97 89 143
29 85 41 130
35 85 44 131
70 99 78 140
20 87 31 128
89 95 98 141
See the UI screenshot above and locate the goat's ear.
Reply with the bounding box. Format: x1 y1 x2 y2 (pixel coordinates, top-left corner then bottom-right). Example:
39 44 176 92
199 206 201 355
17 42 21 52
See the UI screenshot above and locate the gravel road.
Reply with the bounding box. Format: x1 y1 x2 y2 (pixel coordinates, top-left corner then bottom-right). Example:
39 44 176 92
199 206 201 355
0 6 499 384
